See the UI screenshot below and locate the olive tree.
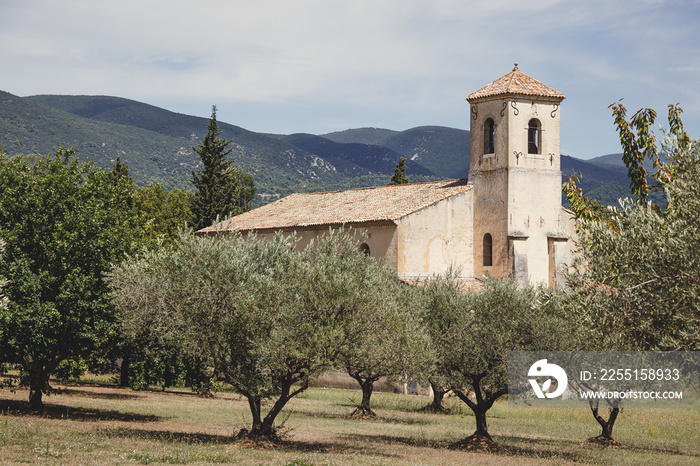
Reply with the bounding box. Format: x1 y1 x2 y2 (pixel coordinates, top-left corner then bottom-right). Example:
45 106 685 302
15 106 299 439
566 106 699 353
109 228 401 440
422 277 572 449
340 282 433 418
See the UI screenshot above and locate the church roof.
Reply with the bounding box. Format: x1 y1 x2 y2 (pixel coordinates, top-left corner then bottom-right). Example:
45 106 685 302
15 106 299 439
198 179 471 234
467 64 565 102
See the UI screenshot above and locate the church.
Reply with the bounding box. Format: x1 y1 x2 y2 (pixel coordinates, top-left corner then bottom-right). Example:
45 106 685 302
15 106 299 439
198 65 576 288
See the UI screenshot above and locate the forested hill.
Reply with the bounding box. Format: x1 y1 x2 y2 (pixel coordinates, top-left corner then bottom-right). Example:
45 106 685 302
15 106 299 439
273 133 435 177
1 91 196 189
18 93 348 197
0 91 632 205
323 126 470 179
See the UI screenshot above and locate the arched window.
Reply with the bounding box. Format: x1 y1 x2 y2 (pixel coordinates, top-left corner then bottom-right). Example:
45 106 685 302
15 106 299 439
483 233 492 267
483 118 495 154
528 118 541 154
360 243 371 257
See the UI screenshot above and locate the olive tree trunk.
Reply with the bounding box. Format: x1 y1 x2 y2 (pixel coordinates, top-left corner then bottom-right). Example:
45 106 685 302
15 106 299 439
423 380 450 413
589 400 621 444
348 372 380 418
241 375 308 441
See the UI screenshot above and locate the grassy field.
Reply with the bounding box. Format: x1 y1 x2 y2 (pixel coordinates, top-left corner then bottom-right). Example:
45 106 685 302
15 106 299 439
0 380 698 465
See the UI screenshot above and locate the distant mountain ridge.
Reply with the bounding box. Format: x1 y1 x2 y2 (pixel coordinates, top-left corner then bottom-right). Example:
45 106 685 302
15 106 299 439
0 91 632 206
22 93 345 196
322 127 398 145
324 126 470 179
0 90 198 188
587 153 626 167
276 133 435 177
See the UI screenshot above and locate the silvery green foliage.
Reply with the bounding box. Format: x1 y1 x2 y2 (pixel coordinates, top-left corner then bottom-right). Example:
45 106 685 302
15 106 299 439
421 276 573 440
340 277 434 415
108 228 409 438
568 134 700 351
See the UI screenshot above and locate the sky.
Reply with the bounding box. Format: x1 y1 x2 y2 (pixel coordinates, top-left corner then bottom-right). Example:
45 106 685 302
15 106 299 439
1 0 699 160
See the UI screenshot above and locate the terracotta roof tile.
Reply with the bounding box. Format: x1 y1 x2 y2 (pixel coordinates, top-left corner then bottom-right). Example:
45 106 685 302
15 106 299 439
467 64 565 102
198 179 471 234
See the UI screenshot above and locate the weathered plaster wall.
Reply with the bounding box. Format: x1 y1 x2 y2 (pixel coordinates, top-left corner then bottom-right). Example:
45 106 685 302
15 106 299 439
470 95 570 286
395 190 474 278
507 165 564 283
469 98 511 280
505 97 565 284
242 224 399 269
505 98 562 172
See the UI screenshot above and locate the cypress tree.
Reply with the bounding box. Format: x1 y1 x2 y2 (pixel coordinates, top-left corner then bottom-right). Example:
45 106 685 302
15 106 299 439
390 157 409 185
190 106 255 230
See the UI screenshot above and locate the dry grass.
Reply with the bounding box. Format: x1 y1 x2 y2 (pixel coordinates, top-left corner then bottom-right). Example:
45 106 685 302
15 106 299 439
0 380 698 465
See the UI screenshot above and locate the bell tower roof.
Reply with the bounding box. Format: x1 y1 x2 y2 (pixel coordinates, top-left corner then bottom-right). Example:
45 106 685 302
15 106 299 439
467 63 565 103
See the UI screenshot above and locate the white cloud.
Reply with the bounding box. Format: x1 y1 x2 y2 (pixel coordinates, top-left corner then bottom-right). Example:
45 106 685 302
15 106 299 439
0 0 698 157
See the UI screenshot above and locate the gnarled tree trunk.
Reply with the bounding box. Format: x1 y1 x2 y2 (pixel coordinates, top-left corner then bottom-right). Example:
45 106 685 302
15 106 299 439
588 401 621 445
472 405 490 438
240 374 308 441
348 371 379 418
450 375 505 452
422 380 450 413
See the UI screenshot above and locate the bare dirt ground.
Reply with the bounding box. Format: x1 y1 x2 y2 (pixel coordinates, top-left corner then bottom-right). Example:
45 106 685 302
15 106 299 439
1 382 698 465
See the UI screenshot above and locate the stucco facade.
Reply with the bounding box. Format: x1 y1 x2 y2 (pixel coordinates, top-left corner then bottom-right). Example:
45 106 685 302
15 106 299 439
199 179 477 281
467 64 573 287
237 223 399 270
199 65 575 288
394 188 473 278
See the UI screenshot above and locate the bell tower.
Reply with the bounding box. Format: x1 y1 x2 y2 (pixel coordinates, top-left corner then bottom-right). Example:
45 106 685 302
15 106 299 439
467 64 569 286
